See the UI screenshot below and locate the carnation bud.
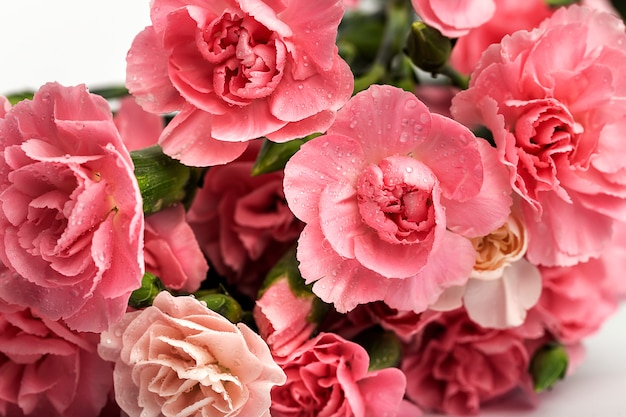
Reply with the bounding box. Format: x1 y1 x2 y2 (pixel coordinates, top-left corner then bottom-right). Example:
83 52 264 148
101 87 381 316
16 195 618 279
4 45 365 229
529 342 569 392
195 292 243 323
131 145 204 215
405 21 452 73
129 272 166 308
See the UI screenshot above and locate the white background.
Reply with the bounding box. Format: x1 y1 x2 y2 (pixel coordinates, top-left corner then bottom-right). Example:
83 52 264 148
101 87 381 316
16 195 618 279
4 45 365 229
1 2 625 416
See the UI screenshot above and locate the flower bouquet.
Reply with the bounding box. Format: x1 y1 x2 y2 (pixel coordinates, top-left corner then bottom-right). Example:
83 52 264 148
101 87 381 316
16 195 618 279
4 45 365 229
1 0 626 416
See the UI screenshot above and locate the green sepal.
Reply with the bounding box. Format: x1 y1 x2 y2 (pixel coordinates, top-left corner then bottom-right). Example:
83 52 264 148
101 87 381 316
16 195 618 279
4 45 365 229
354 327 403 372
529 342 569 392
251 137 312 176
129 272 166 309
131 145 205 215
195 291 244 323
405 21 452 73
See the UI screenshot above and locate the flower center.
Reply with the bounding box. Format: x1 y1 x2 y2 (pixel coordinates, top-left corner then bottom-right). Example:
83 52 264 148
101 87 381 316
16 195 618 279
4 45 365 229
356 156 437 244
203 10 285 105
470 213 527 279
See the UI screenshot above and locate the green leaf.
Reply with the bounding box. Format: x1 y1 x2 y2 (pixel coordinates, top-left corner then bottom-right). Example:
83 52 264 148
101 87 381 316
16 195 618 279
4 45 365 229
529 342 569 392
251 138 310 176
355 328 403 371
131 145 205 215
129 272 166 309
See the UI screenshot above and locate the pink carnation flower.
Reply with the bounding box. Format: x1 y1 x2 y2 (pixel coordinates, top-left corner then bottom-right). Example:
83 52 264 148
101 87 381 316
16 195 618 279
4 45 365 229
0 83 144 332
0 299 113 417
283 85 511 313
126 0 354 167
113 96 163 151
188 140 303 299
271 332 413 417
402 309 542 415
452 5 626 266
410 0 496 38
98 291 285 417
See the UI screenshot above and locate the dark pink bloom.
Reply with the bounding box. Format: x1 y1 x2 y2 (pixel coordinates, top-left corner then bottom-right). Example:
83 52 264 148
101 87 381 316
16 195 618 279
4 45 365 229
271 332 411 417
452 5 626 266
187 141 303 299
126 0 354 167
410 0 496 38
402 309 543 415
0 83 144 332
0 299 113 417
284 85 511 313
144 204 208 292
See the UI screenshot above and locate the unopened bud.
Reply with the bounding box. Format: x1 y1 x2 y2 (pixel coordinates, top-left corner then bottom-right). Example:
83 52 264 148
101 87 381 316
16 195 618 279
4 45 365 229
405 21 452 73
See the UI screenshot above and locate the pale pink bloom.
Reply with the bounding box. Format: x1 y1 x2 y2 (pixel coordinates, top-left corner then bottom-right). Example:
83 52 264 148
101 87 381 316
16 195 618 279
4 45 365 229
411 0 496 38
98 291 285 417
536 258 618 345
253 277 317 359
451 5 626 266
271 332 414 417
449 0 552 74
113 96 163 151
0 83 144 332
187 140 303 299
144 204 208 293
284 85 511 313
0 298 113 417
433 209 543 329
126 0 354 167
402 308 543 415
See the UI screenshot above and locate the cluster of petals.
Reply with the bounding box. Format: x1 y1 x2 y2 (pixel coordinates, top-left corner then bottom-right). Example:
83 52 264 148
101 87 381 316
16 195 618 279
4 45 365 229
452 5 626 267
433 208 542 329
401 309 542 415
98 291 286 417
0 299 113 417
270 332 417 417
0 83 144 333
187 140 303 299
284 84 511 313
126 0 354 167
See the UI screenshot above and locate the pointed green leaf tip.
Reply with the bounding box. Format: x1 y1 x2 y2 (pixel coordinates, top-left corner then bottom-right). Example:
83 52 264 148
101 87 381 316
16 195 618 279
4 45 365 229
530 342 569 393
251 137 312 176
355 328 403 372
129 272 165 308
